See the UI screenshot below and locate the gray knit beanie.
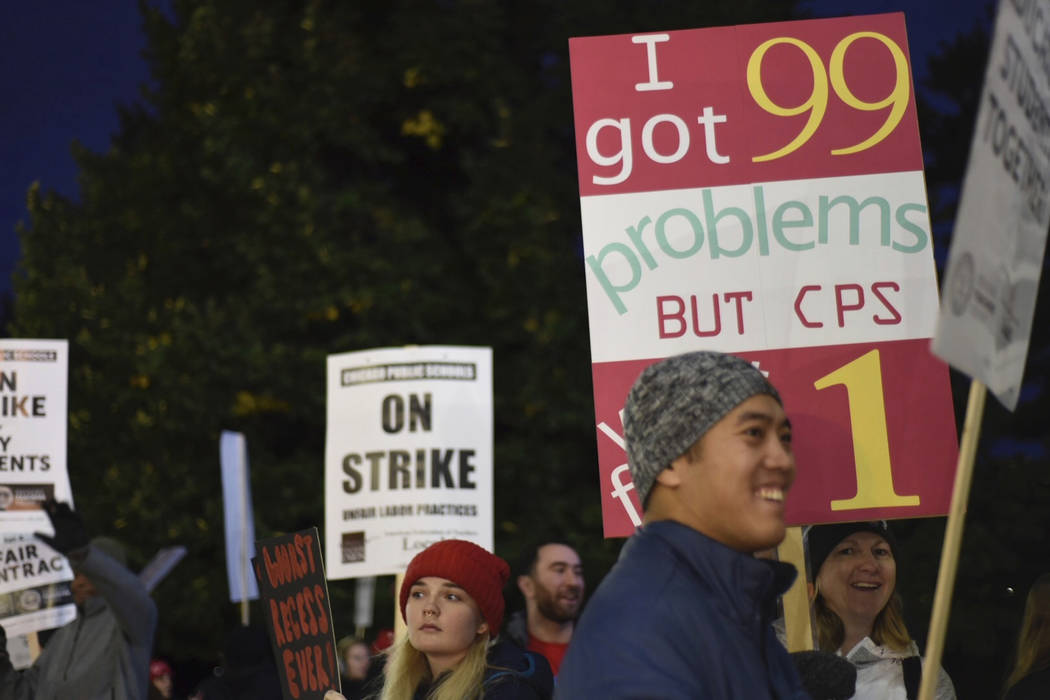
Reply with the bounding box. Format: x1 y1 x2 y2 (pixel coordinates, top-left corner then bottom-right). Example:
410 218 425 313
624 351 781 507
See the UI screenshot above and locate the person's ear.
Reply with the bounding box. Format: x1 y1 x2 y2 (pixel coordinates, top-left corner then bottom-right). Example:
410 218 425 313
517 574 534 600
477 619 489 636
656 459 685 488
807 581 816 603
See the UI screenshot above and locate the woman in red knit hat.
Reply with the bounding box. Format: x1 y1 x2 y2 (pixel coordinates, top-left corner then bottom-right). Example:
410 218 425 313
377 539 553 700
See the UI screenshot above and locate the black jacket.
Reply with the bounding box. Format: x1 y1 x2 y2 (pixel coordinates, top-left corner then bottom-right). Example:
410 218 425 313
411 638 553 699
504 610 528 651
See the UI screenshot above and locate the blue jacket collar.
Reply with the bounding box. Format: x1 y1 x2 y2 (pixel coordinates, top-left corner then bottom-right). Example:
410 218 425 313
637 520 797 624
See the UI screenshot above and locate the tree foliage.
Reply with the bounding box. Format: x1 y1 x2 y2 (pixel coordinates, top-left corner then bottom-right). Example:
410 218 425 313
12 0 805 662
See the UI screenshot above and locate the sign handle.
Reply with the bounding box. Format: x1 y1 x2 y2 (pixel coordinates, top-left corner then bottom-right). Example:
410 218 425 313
26 632 40 662
777 526 813 652
393 572 406 642
918 379 986 700
240 438 250 626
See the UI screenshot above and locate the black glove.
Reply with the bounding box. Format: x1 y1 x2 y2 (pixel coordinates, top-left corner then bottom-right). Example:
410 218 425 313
790 650 856 700
34 499 90 556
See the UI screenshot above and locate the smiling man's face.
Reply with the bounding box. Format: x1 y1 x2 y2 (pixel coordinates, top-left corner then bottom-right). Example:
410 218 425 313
523 544 584 623
661 393 795 553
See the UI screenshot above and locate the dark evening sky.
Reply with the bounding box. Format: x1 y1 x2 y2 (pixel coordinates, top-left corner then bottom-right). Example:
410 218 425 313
0 1 994 299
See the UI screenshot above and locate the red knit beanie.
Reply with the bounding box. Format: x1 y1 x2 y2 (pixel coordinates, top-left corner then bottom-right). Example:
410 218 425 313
399 540 510 634
150 659 172 680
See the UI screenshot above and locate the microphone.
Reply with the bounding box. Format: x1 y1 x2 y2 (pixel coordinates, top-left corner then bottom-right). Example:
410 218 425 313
790 650 857 700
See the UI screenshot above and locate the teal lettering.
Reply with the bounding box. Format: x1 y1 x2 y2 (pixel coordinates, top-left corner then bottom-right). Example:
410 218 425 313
586 184 927 314
893 203 929 253
752 187 771 256
703 189 753 258
818 195 891 246
625 216 657 269
772 200 815 251
655 208 704 258
585 242 641 315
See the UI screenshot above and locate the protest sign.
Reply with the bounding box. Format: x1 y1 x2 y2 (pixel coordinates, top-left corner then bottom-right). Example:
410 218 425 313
0 339 72 535
3 633 34 671
922 3 1050 696
253 528 339 700
0 533 72 596
569 14 958 536
354 576 375 635
932 0 1050 409
0 530 76 639
220 430 258 606
325 346 493 578
139 545 187 593
0 339 76 641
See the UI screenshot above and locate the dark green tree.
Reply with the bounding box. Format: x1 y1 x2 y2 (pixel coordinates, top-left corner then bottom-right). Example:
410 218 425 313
11 0 803 662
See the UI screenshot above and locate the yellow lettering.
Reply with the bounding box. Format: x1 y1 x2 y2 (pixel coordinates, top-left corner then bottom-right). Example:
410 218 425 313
814 349 919 510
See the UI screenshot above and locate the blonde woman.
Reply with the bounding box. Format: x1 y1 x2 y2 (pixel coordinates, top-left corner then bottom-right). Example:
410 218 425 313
378 539 552 700
1003 573 1050 700
806 521 955 700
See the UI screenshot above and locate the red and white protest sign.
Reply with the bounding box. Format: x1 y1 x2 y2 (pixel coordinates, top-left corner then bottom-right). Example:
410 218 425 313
569 13 958 537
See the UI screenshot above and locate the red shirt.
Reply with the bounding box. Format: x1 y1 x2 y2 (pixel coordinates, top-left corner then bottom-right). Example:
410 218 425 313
527 634 569 677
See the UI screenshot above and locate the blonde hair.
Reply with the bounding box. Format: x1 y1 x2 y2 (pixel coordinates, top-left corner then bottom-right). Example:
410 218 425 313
1004 574 1050 694
378 631 490 700
813 587 912 652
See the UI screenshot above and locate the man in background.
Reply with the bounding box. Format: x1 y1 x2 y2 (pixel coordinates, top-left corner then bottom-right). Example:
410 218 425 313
505 539 584 676
0 499 157 699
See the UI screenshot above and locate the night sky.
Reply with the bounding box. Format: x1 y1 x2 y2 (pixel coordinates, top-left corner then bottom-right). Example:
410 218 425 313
0 1 994 300
0 1 160 297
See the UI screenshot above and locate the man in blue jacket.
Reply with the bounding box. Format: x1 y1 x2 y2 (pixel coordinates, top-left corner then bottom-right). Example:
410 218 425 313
557 351 811 699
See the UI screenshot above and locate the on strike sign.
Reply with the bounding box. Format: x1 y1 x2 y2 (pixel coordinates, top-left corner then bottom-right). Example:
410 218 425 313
0 339 73 536
570 13 958 536
253 528 339 700
324 346 493 578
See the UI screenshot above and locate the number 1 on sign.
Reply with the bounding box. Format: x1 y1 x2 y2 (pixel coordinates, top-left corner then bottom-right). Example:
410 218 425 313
814 349 920 510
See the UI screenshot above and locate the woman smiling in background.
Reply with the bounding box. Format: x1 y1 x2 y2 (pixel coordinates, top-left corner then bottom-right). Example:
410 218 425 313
806 521 955 700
